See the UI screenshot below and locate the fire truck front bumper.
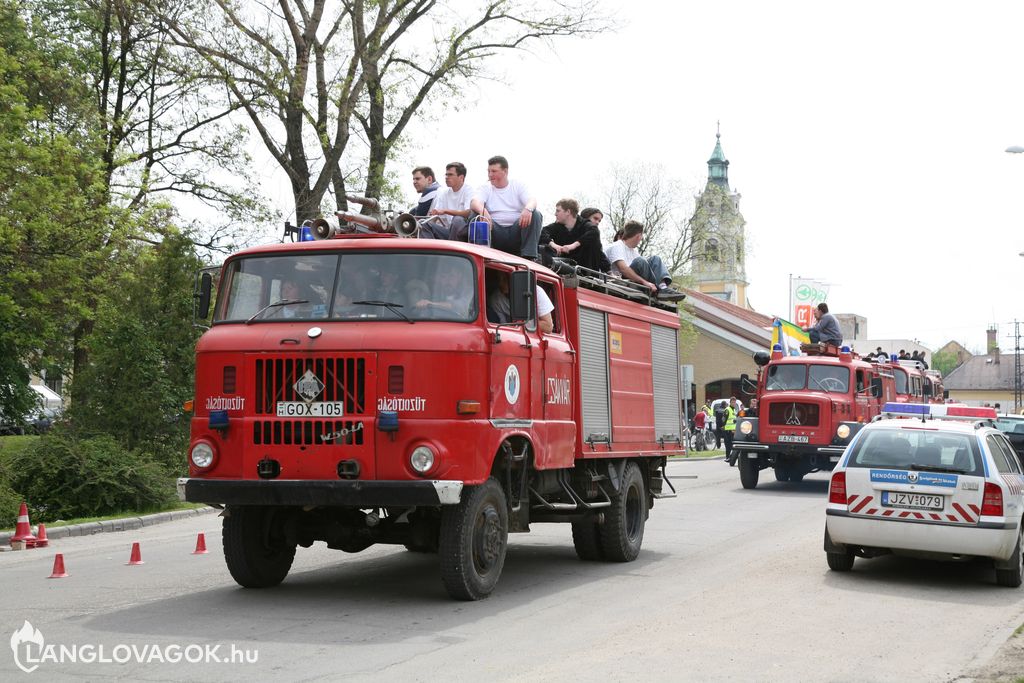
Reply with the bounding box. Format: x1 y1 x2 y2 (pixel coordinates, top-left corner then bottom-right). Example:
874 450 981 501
177 478 463 507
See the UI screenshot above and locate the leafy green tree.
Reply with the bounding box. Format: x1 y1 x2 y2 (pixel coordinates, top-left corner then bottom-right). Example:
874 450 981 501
0 1 109 421
930 350 961 377
69 225 202 464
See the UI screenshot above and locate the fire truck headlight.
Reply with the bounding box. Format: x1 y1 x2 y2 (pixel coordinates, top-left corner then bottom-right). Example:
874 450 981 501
836 424 851 440
410 445 436 474
190 441 215 469
739 420 753 435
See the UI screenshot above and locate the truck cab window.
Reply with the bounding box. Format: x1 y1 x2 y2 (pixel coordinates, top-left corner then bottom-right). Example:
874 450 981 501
216 253 477 323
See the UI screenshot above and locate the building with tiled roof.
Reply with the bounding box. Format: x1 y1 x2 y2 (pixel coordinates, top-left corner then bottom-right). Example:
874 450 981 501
943 328 1019 410
683 288 772 405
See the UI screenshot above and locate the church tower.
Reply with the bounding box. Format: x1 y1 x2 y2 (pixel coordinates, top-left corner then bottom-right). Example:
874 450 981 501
688 127 749 307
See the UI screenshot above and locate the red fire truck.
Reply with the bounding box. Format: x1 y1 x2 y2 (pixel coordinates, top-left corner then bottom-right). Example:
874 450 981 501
889 359 945 404
179 233 683 600
731 344 897 489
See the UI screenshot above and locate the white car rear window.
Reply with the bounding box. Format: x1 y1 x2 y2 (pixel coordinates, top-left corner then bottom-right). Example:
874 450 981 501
846 428 983 475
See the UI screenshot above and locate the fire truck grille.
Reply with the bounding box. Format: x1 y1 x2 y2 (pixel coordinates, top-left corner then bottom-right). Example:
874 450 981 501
768 402 820 427
254 357 366 415
252 419 365 447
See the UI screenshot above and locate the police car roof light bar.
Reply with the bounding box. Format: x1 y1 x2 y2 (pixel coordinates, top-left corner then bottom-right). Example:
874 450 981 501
880 402 997 422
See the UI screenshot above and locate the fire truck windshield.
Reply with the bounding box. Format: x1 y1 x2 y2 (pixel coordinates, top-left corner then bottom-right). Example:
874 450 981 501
765 364 850 393
215 252 478 323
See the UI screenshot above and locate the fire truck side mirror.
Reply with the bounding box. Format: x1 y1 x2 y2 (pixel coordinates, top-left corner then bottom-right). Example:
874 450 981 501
870 377 883 398
196 272 212 320
509 270 535 322
740 373 756 395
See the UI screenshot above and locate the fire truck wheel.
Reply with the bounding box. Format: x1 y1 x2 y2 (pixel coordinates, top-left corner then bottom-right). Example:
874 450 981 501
739 456 759 489
995 528 1023 588
222 506 296 588
571 520 605 561
599 461 645 562
774 465 791 482
439 478 508 600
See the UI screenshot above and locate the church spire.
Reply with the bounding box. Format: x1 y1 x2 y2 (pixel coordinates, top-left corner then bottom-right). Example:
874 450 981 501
707 123 730 189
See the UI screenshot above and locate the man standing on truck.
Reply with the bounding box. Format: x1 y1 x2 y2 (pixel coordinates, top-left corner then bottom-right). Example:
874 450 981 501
802 302 842 346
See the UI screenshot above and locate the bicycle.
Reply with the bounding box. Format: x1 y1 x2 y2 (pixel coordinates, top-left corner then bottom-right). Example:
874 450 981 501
687 425 718 451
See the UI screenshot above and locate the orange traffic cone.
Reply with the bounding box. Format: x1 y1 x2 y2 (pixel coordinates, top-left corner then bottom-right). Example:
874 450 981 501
48 554 68 578
11 502 36 548
192 533 208 555
126 542 144 565
34 524 49 548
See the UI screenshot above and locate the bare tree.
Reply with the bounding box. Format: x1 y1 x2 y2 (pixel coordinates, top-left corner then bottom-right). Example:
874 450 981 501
34 0 269 243
598 161 696 277
156 0 609 223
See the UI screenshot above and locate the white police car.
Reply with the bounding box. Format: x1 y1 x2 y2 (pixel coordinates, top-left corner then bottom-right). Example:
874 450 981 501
824 403 1024 586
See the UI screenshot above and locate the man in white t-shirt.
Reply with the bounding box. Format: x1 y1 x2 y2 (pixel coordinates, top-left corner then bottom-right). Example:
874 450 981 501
469 155 543 260
429 161 473 241
604 220 686 302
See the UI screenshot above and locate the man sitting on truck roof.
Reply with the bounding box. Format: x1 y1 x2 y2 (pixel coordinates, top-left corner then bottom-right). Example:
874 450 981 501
429 161 473 241
540 198 612 274
603 221 685 302
802 302 842 346
470 155 543 262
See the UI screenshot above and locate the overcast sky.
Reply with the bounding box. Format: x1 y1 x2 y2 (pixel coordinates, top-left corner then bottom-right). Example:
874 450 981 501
255 0 1024 354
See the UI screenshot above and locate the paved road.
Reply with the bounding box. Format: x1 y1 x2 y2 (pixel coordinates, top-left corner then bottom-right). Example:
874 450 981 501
2 460 1023 681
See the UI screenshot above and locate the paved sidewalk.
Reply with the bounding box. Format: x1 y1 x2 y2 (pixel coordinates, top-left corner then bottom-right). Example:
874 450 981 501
0 505 218 548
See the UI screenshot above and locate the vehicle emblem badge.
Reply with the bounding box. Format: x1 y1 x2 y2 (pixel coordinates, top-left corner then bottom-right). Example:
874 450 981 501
907 472 919 484
294 369 324 402
785 403 802 426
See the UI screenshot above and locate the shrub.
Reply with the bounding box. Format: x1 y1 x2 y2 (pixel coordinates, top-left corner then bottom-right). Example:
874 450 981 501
10 430 175 523
0 479 22 529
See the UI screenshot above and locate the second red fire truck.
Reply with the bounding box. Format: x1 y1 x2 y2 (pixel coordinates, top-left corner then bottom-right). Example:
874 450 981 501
731 344 946 489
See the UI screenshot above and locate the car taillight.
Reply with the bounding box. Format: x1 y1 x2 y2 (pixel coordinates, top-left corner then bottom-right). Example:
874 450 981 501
981 482 1004 517
829 471 847 505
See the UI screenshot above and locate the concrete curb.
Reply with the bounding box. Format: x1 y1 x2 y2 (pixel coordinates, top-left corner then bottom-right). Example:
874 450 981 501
0 506 218 547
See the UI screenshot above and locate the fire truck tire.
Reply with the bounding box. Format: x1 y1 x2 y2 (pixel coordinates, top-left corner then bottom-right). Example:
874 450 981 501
995 528 1023 588
571 521 605 561
774 465 791 482
439 478 508 600
222 506 296 588
739 456 759 489
599 461 645 562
